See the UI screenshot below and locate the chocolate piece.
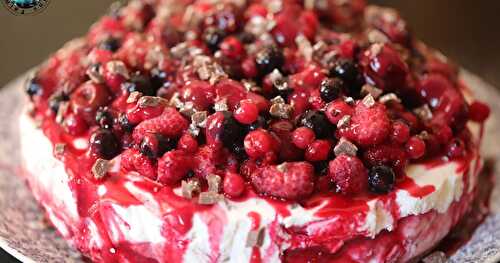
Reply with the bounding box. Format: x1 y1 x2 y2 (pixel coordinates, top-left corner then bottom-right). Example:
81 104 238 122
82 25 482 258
54 143 66 156
422 251 446 263
361 85 383 99
413 104 433 121
191 111 208 128
198 192 222 205
138 96 168 108
362 94 376 108
92 159 110 180
379 93 401 104
207 174 222 193
127 91 143 104
181 179 201 199
106 60 130 79
334 138 358 157
246 228 265 247
337 115 351 129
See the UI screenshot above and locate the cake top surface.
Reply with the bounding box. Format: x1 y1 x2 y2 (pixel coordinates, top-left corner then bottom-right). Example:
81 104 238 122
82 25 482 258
25 0 490 203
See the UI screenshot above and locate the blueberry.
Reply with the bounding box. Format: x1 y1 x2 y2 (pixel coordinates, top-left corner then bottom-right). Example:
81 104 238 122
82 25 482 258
100 37 121 52
122 72 155 96
255 45 284 76
368 165 396 194
331 59 359 84
320 78 344 102
89 129 120 160
298 111 335 139
25 77 42 97
220 112 246 149
238 32 255 44
139 133 176 159
150 68 171 91
95 107 114 129
203 27 226 52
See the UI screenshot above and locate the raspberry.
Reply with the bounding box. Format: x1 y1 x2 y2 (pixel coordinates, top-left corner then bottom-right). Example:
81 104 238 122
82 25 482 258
193 146 224 179
325 100 354 125
234 99 259 125
469 101 490 123
390 121 410 144
250 162 315 200
157 150 193 185
405 136 426 159
291 127 316 150
328 155 368 195
244 129 279 159
177 133 199 153
121 149 157 180
305 140 332 162
132 107 189 143
223 172 246 198
139 133 176 159
339 102 391 147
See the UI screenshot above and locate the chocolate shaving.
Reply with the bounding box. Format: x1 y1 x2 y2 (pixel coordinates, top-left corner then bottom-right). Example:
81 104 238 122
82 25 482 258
193 55 228 85
334 138 358 157
198 192 222 205
207 174 222 193
361 84 383 99
344 96 355 105
296 34 313 61
276 163 287 173
127 91 143 104
269 103 293 119
214 99 229 112
181 179 201 199
92 159 110 180
179 101 196 117
246 228 265 247
367 29 390 44
138 96 168 108
86 64 104 84
55 102 69 124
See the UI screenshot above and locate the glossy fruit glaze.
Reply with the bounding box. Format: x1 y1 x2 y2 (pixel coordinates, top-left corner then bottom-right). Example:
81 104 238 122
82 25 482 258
21 0 490 262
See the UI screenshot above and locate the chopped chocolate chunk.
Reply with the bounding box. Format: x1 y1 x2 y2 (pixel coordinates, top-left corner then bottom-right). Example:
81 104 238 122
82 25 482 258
191 111 208 128
55 101 69 124
207 174 222 193
127 91 143 104
54 143 66 156
181 179 201 199
422 251 446 263
362 94 376 108
214 99 229 112
379 93 401 104
193 55 228 85
344 96 355 105
413 104 433 121
86 64 104 84
269 102 293 119
138 96 168 108
276 163 287 173
361 84 383 99
246 228 265 247
106 60 130 79
367 29 390 44
92 159 110 180
295 34 313 61
198 191 223 205
334 138 358 157
337 115 351 129
179 101 196 117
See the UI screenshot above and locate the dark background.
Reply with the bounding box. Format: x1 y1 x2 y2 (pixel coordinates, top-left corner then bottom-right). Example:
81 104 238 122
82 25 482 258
0 0 499 262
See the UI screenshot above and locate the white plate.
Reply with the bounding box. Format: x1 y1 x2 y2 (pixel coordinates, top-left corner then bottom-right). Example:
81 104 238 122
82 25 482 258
0 71 499 263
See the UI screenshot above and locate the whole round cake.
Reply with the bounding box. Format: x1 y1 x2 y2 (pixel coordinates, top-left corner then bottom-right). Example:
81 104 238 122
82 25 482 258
20 0 491 262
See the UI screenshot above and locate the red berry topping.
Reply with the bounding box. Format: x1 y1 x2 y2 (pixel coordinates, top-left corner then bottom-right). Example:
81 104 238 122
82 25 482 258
220 36 245 60
177 134 199 153
63 113 88 136
234 99 259 124
328 155 368 195
325 100 354 125
305 140 332 162
244 129 279 159
291 127 316 150
405 136 426 160
339 102 391 146
223 172 246 198
446 139 466 159
250 162 315 200
121 148 158 180
390 121 410 144
157 150 193 185
469 101 490 123
132 107 189 143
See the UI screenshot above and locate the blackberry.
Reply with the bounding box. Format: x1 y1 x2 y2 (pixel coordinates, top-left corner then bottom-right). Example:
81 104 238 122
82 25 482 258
298 111 335 139
151 68 171 91
25 77 42 97
89 129 121 160
330 59 359 84
122 72 155 96
203 27 226 52
255 45 284 76
100 37 121 52
95 107 114 129
220 112 246 150
320 78 344 102
139 133 176 159
248 116 267 131
230 142 248 160
368 165 396 194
